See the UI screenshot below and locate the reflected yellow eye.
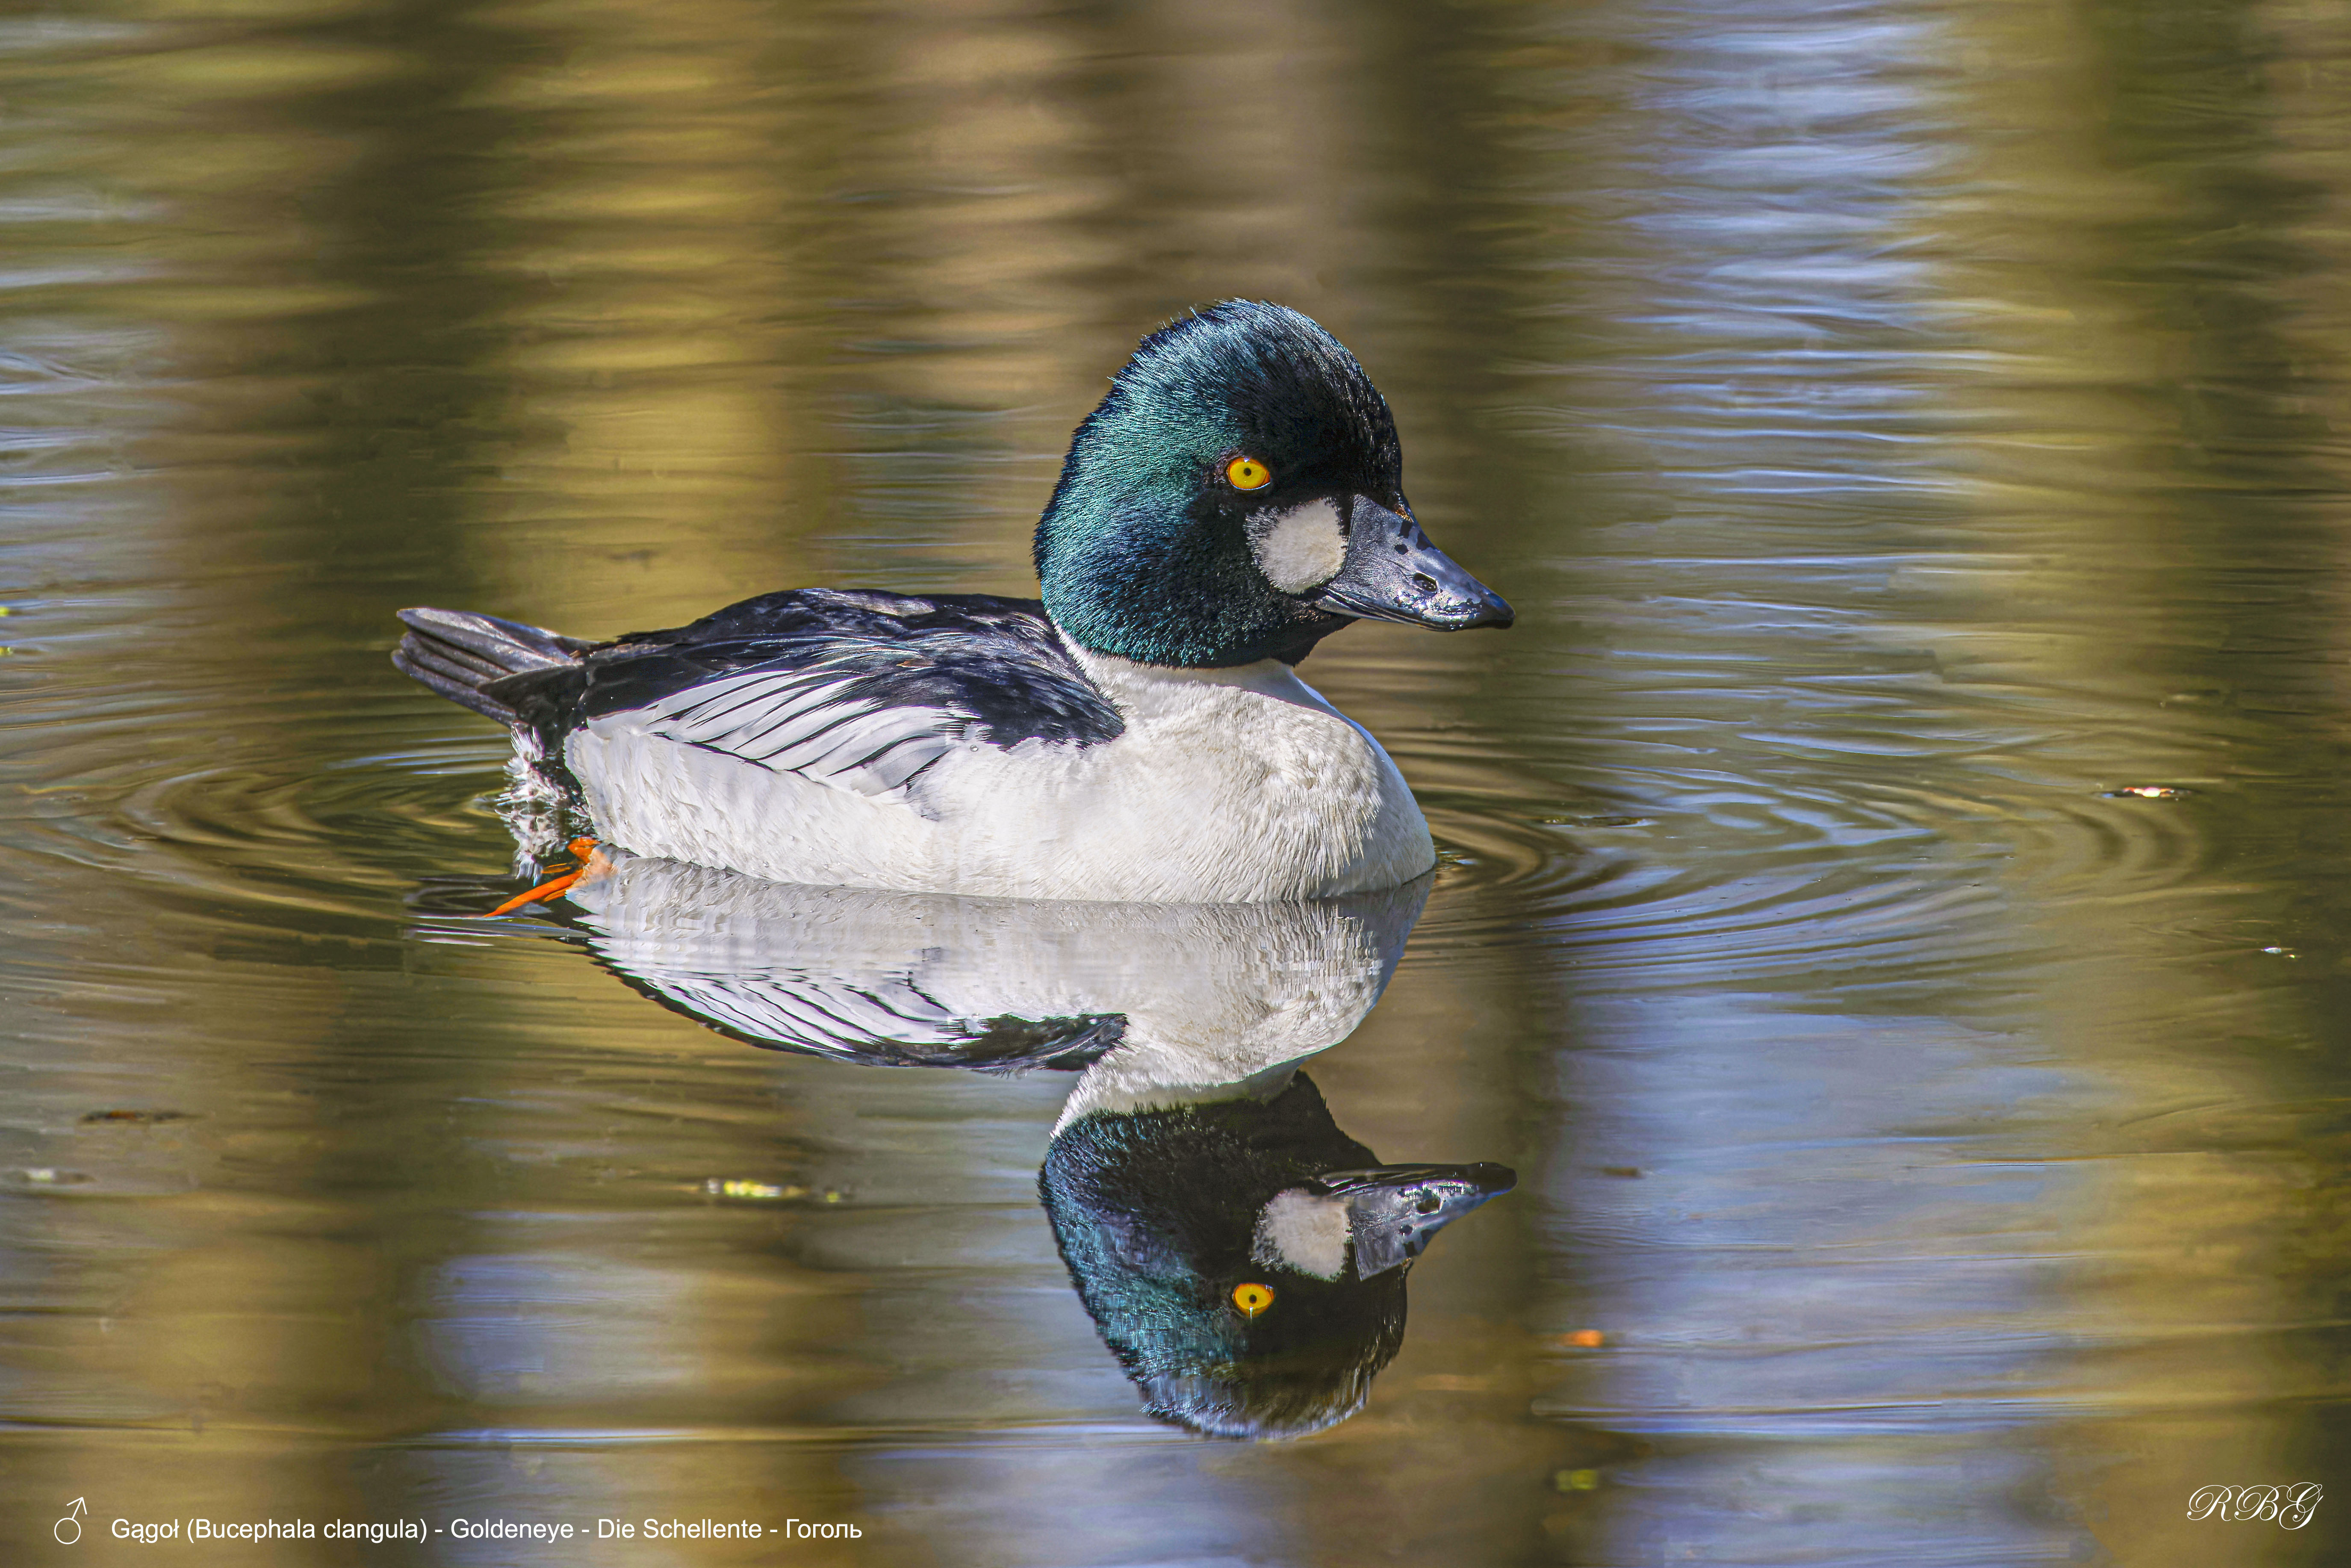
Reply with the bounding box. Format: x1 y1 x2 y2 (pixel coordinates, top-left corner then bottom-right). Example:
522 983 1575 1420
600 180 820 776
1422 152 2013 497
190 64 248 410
1225 456 1273 491
1232 1282 1276 1318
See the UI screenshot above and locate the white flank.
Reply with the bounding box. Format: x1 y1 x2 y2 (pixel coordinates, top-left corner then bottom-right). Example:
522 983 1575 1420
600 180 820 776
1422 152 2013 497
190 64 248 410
1247 497 1347 592
560 640 1436 902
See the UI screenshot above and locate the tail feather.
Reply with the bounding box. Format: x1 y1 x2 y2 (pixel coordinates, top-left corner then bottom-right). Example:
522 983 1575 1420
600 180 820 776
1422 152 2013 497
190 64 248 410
394 607 590 726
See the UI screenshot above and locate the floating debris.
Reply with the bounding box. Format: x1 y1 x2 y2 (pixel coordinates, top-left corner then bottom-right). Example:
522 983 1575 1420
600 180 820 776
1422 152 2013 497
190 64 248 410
81 1109 192 1125
1556 1329 1606 1349
1538 813 1655 829
15 1167 95 1186
699 1178 847 1204
1554 1470 1602 1493
2102 785 2193 801
2261 946 2299 959
705 1178 804 1201
1597 1165 1643 1179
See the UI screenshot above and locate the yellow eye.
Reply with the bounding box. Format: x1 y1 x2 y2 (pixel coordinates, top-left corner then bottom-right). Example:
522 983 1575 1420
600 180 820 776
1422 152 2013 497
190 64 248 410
1232 1282 1276 1318
1225 456 1272 491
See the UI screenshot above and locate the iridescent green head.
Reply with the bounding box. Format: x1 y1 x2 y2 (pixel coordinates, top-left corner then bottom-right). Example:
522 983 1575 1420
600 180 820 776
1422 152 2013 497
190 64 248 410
1035 301 1512 669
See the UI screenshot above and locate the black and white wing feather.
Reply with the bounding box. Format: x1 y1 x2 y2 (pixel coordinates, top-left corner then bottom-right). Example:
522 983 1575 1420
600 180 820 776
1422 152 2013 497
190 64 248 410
566 857 1128 1072
396 589 1127 804
605 962 1124 1073
634 655 969 796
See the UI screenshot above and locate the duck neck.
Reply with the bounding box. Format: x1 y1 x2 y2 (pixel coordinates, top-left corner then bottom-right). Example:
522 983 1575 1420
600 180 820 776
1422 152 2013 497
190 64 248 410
1061 638 1338 723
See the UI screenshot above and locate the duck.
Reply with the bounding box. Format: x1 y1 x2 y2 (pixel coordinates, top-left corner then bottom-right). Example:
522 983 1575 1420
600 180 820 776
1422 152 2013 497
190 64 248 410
425 851 1512 1439
393 300 1512 904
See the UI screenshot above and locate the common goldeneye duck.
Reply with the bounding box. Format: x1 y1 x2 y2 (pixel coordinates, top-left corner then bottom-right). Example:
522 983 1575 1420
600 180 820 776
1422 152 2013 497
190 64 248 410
393 300 1512 904
437 854 1513 1439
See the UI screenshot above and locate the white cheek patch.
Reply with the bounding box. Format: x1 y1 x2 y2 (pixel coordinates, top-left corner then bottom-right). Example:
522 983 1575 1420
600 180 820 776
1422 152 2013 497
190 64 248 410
1247 498 1347 593
1251 1187 1351 1280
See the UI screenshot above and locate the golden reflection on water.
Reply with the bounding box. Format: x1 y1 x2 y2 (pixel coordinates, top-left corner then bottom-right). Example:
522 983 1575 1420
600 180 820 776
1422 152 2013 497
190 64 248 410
3 0 2351 1563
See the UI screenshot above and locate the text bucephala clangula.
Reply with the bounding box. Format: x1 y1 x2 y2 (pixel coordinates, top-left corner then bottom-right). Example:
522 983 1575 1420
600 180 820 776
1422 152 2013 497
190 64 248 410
393 300 1512 903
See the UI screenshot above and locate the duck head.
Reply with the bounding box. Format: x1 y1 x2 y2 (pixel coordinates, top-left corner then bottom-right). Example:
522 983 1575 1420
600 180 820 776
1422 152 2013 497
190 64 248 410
1040 1073 1514 1439
1036 300 1513 668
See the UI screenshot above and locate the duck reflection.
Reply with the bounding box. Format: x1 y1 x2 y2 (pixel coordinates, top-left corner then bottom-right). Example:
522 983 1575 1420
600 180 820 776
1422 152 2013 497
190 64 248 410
459 851 1514 1438
1043 1078 1511 1438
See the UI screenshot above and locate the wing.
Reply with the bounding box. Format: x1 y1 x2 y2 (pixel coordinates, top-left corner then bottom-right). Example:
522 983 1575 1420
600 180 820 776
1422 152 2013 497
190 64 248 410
482 589 1124 802
560 854 1132 1070
633 653 968 797
605 963 1127 1073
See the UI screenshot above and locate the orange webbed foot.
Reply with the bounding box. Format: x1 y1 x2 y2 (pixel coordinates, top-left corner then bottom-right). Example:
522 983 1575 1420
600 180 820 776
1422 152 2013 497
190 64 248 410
487 837 601 917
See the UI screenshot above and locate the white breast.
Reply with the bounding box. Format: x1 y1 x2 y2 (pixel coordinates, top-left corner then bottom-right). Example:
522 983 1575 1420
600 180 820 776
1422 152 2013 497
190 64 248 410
560 648 1436 902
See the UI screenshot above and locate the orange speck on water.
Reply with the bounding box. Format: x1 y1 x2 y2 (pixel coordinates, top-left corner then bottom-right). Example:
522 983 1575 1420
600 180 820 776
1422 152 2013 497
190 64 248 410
1560 1329 1605 1348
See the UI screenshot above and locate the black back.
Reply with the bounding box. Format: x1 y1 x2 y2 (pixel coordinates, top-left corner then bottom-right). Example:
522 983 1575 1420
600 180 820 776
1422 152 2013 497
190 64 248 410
484 588 1125 753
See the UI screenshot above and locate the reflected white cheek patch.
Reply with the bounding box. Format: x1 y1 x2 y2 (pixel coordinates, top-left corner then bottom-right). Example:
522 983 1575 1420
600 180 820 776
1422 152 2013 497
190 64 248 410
1247 498 1346 592
1251 1186 1351 1280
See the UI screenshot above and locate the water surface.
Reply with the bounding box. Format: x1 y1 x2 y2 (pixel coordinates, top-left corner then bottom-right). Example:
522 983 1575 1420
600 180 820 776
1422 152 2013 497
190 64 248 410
5 0 2351 1563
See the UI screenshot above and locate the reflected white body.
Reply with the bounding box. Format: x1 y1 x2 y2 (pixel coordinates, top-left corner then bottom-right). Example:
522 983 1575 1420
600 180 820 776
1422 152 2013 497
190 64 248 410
562 650 1435 904
557 853 1426 1131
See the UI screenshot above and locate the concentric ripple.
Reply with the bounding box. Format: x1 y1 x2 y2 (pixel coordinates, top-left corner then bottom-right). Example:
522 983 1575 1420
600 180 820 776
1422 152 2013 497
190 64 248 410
6 681 522 940
1393 722 2222 999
